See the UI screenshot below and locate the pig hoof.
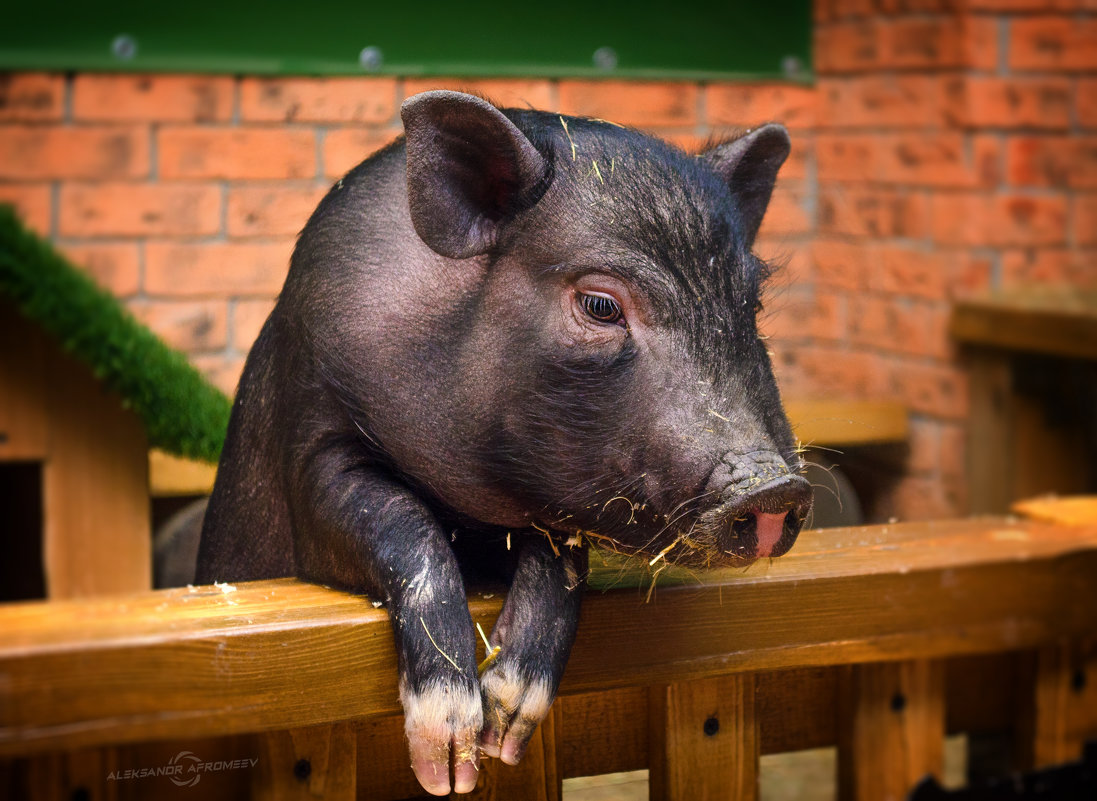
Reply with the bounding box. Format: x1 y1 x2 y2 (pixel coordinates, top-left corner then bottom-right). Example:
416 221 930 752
479 660 554 765
401 677 483 795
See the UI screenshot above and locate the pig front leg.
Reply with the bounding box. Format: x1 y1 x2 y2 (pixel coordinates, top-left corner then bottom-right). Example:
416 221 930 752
480 536 588 764
291 464 481 796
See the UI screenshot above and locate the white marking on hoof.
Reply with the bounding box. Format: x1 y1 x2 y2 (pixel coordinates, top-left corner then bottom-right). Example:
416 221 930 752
400 677 483 796
480 664 554 765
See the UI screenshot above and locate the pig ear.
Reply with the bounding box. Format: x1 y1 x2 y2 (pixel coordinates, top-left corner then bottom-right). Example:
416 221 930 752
701 124 791 247
401 91 549 259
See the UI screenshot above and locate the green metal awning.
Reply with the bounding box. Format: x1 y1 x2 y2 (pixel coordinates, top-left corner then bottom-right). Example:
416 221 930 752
1 0 811 80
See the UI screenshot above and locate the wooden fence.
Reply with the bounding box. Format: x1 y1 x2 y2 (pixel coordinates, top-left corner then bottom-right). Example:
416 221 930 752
2 504 1096 800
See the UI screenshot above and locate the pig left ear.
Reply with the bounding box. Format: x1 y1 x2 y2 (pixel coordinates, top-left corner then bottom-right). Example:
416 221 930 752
401 90 550 259
701 124 791 247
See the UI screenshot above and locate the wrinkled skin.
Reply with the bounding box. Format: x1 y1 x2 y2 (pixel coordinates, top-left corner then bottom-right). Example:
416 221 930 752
197 91 811 796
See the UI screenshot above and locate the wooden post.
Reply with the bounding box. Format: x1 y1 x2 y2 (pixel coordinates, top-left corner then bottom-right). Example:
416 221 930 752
649 673 758 801
1020 640 1097 770
838 660 945 801
252 723 357 801
966 351 1014 515
462 706 560 801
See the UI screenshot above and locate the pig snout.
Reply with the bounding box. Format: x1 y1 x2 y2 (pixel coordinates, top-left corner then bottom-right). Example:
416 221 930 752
700 451 812 561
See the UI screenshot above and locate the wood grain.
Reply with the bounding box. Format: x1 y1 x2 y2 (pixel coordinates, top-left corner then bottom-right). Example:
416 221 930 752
784 399 908 446
251 723 356 801
649 674 758 801
950 288 1097 360
837 660 944 801
1 517 1096 758
149 449 217 497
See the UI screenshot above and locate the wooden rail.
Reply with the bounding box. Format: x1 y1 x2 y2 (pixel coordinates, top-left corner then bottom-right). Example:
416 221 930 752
2 511 1096 800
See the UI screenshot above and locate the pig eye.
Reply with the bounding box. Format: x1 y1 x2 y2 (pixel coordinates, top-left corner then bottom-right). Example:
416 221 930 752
579 292 624 325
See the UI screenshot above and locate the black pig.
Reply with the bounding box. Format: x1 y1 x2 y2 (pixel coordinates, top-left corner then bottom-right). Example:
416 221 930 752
197 90 811 796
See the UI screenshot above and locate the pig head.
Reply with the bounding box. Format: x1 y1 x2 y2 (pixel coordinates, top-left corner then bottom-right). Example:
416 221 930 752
197 90 810 795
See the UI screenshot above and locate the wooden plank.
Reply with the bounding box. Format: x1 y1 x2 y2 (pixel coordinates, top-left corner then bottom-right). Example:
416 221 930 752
2 518 1097 756
42 343 150 598
784 400 908 446
251 723 356 801
149 449 217 497
837 660 945 801
355 715 424 801
143 401 909 500
756 667 838 754
1019 640 1097 770
557 688 649 777
649 673 758 801
966 350 1014 515
950 288 1097 360
465 708 560 801
1014 495 1097 527
0 306 50 461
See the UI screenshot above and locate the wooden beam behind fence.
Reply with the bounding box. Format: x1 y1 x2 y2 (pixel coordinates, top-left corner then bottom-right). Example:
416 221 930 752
2 517 1096 758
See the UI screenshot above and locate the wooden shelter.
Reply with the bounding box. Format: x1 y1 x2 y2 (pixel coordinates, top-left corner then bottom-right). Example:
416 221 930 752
0 305 150 600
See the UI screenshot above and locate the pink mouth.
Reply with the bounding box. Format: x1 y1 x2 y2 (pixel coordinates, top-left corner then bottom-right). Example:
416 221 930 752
754 511 787 558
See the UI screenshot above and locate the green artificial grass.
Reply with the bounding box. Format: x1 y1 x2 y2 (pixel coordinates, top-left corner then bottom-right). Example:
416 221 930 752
0 205 231 463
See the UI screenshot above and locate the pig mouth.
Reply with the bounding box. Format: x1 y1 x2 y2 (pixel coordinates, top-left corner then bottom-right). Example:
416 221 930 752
536 471 811 570
694 472 813 564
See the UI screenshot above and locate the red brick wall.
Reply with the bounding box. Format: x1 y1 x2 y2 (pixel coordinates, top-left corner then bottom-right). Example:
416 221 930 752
1 3 1094 522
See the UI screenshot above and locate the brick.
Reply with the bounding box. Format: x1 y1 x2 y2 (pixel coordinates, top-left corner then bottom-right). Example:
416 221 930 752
873 248 993 301
322 128 401 178
817 186 928 239
705 83 817 130
0 73 65 122
794 345 897 400
943 76 1072 130
818 133 996 188
240 77 397 123
931 192 1068 246
1074 194 1097 245
848 296 949 358
760 287 845 343
0 125 149 179
130 300 229 351
817 75 943 129
814 20 881 72
403 79 554 111
59 182 222 237
1079 79 1097 128
72 74 234 122
159 128 315 180
557 81 698 128
817 17 997 72
145 241 293 297
887 17 998 70
1010 17 1097 71
227 184 328 237
62 243 141 296
906 417 941 476
1007 136 1097 189
1001 248 1097 288
889 362 969 420
964 0 1085 10
758 184 812 238
872 247 948 301
0 183 52 233
812 239 873 291
890 475 965 522
232 299 277 350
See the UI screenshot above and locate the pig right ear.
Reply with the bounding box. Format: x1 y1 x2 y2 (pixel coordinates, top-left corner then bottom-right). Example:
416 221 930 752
401 91 550 259
701 124 791 247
